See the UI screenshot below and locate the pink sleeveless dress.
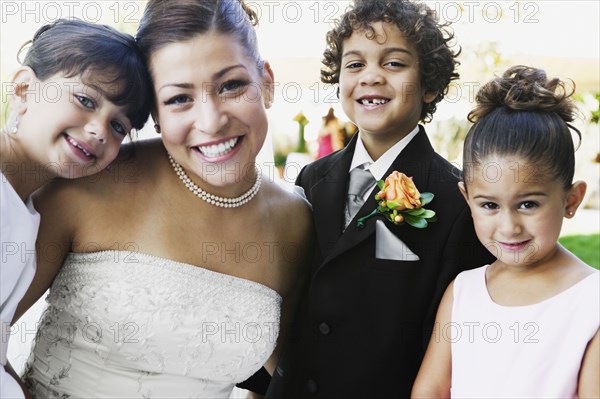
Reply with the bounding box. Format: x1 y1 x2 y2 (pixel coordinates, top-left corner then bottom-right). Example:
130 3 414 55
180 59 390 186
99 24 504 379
451 265 599 398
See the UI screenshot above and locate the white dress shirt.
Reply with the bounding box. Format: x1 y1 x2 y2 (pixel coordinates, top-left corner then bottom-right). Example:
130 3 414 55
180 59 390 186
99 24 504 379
348 125 420 200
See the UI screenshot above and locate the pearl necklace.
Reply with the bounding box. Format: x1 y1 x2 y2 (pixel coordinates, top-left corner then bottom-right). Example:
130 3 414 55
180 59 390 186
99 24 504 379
168 154 261 208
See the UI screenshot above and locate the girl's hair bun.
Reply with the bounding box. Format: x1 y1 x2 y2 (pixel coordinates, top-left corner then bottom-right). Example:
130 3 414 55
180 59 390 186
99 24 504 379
468 65 577 124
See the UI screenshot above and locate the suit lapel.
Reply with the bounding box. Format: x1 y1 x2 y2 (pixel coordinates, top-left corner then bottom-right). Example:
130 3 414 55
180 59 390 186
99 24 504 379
309 136 357 258
320 127 435 267
386 127 435 191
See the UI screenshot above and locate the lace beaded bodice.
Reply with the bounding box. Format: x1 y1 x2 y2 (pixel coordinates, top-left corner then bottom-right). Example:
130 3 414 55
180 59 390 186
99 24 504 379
23 251 281 398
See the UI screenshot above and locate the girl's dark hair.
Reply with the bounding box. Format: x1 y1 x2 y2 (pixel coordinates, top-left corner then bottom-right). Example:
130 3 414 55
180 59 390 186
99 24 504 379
321 0 460 122
136 0 262 74
19 19 153 130
463 65 581 191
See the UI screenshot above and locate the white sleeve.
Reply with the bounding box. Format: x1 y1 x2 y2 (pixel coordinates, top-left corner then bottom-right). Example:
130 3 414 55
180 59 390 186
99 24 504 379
1 365 25 399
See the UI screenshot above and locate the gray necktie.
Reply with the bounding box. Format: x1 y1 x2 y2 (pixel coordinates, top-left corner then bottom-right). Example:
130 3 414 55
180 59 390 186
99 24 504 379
345 164 375 228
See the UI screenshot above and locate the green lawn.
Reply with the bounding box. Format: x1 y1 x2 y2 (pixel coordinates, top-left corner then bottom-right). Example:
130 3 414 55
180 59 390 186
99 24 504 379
559 233 600 270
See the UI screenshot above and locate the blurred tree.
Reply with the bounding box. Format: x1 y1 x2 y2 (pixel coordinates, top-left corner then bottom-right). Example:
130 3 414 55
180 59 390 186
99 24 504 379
293 111 309 153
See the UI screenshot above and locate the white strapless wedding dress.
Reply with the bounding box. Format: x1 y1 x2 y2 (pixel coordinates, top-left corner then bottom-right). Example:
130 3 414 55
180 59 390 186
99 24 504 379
23 251 281 398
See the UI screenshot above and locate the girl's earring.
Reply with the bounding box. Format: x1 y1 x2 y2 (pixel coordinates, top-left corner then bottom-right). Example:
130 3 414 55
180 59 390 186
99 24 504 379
567 210 574 217
9 116 20 134
154 123 161 134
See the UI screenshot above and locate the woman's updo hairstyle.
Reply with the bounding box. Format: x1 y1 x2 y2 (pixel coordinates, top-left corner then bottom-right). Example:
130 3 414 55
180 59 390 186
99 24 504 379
462 65 581 191
136 0 262 74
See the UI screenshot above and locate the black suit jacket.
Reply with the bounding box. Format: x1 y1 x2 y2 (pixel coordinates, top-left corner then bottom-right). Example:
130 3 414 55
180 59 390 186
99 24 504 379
266 127 493 398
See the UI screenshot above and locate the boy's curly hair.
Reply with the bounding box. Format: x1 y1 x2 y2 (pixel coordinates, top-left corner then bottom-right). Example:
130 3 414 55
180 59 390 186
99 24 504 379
321 0 460 122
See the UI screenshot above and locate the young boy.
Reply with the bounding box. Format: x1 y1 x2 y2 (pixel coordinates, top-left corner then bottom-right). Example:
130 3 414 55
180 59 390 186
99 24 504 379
266 0 493 397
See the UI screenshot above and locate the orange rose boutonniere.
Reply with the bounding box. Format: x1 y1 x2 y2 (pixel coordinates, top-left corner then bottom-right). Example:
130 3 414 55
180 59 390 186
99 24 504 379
357 171 436 229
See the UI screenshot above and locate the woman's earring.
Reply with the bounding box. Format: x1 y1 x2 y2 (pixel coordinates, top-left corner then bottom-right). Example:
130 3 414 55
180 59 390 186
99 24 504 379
154 123 161 134
567 210 574 217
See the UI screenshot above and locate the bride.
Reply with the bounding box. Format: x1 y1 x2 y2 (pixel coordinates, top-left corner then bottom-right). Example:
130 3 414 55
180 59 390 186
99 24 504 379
14 0 313 397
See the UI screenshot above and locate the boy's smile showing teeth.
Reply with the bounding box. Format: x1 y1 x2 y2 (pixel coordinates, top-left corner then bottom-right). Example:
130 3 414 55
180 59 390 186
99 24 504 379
338 20 433 145
358 96 390 106
195 136 240 158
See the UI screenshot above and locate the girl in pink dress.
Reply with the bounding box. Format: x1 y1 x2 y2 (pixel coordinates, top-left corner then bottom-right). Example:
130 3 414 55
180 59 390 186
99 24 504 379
412 65 599 398
317 108 344 159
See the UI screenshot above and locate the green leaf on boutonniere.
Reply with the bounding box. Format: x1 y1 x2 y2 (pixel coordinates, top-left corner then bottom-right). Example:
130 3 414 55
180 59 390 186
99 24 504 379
405 214 429 228
407 208 426 216
386 200 401 209
420 209 436 219
420 192 434 206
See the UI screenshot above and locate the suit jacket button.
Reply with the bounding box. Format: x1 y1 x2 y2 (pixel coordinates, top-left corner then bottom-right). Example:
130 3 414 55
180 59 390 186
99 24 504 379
318 322 331 335
306 379 319 393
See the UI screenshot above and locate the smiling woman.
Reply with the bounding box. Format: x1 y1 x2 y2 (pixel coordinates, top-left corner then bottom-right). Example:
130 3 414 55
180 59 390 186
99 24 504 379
10 1 313 398
150 32 273 192
3 1 599 398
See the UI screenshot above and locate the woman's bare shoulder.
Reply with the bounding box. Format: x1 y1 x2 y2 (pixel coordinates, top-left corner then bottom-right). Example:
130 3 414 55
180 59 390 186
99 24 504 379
263 180 312 223
261 180 314 256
